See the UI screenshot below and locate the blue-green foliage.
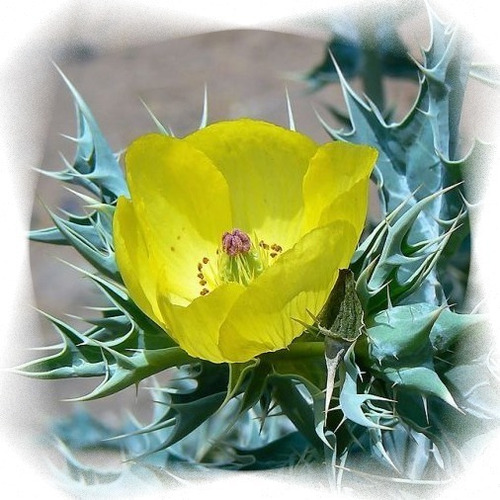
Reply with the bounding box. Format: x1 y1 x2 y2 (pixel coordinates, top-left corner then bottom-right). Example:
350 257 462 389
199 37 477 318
42 67 128 202
308 6 498 486
320 9 473 308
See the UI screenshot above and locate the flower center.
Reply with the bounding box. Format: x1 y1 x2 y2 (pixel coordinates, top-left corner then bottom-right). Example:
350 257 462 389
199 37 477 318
218 229 263 286
196 229 283 294
222 229 251 256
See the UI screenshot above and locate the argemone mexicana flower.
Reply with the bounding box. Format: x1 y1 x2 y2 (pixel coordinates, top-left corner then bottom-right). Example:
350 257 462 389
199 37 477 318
113 119 377 363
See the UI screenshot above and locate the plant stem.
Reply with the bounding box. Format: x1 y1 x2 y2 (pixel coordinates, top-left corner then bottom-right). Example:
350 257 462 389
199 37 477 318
261 341 325 362
359 12 385 111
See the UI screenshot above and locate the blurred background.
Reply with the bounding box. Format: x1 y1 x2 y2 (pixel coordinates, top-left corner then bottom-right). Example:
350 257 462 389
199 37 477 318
2 0 500 491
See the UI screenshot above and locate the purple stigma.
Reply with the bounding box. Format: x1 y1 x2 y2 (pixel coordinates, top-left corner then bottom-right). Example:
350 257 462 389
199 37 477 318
222 229 251 256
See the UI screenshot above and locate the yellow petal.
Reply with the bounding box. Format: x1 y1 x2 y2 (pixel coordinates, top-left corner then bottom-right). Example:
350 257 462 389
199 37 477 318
156 280 245 363
302 141 378 238
124 134 232 305
113 196 160 319
217 221 358 363
185 119 318 251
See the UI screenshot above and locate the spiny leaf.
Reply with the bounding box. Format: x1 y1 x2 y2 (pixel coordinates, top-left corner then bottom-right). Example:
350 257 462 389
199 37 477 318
237 361 272 415
30 209 109 247
363 303 444 367
385 367 458 409
14 311 105 379
54 66 128 201
262 342 326 393
48 208 119 280
338 345 393 429
235 432 315 470
16 267 184 400
224 359 260 406
270 376 324 451
300 21 418 92
67 345 195 402
354 188 462 314
444 356 500 420
115 363 228 456
430 308 488 353
320 9 472 307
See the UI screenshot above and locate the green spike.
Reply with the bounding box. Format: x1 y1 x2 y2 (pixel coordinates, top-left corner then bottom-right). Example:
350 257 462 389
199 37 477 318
53 65 129 200
139 98 171 136
199 84 208 129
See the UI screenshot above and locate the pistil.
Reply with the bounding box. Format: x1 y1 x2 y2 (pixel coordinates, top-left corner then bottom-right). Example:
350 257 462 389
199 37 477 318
222 229 251 256
196 229 283 293
219 229 263 286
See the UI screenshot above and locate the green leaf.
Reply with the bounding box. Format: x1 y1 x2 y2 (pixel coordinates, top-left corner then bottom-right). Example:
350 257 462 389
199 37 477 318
52 408 122 450
444 358 500 419
236 432 315 470
157 392 227 450
47 208 119 281
321 7 472 307
338 345 392 429
270 375 324 450
225 359 259 404
105 363 229 461
14 312 106 379
238 361 272 414
74 345 195 401
262 342 325 392
353 188 463 314
300 25 417 92
15 266 187 400
15 314 193 401
30 209 110 247
54 66 129 201
385 366 458 409
430 308 488 353
364 303 443 367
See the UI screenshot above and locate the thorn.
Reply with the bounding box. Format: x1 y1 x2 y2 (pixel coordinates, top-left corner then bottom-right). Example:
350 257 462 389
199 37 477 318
306 308 320 323
386 283 393 309
62 186 100 206
458 189 483 210
291 316 314 331
362 93 387 124
139 98 172 136
470 299 485 315
313 106 345 140
333 416 347 434
285 87 296 131
422 395 430 424
199 84 208 129
59 133 79 143
327 49 370 113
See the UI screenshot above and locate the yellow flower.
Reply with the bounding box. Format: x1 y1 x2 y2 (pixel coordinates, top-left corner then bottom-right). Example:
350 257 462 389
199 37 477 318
113 119 377 363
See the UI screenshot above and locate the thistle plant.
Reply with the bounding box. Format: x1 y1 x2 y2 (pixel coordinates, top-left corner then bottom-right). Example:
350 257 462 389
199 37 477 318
18 3 498 496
